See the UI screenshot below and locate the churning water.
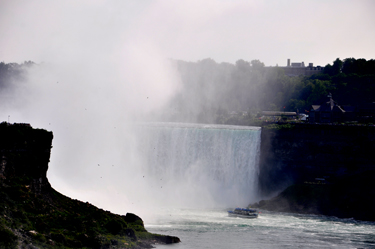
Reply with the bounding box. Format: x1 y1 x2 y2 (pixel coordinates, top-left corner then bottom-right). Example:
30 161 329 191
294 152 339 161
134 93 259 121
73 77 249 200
146 208 375 249
134 122 261 208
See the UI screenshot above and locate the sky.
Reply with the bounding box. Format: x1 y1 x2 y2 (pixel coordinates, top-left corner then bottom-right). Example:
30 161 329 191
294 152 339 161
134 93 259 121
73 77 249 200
1 0 375 67
1 0 375 217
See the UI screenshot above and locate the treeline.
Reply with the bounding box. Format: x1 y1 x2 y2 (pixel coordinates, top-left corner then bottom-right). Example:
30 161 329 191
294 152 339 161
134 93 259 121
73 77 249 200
167 57 375 124
293 58 375 112
0 61 35 89
1 58 374 125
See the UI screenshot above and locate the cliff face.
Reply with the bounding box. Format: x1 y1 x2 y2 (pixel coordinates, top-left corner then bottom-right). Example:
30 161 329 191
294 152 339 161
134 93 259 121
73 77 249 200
0 123 53 196
0 123 180 249
253 123 375 221
252 170 375 221
258 123 375 195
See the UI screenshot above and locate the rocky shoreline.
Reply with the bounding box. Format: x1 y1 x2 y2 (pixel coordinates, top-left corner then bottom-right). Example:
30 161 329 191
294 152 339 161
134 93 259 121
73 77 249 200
0 122 180 248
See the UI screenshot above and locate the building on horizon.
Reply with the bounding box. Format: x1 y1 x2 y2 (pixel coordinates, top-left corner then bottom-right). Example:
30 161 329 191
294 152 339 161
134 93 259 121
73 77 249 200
280 59 324 76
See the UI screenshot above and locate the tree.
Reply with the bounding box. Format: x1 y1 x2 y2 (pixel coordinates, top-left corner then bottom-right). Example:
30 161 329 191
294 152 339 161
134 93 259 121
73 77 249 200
235 59 250 72
250 59 265 71
324 58 343 76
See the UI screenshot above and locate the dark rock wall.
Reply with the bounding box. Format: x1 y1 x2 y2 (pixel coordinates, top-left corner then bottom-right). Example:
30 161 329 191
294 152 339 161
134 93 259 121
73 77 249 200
0 122 53 194
258 123 375 195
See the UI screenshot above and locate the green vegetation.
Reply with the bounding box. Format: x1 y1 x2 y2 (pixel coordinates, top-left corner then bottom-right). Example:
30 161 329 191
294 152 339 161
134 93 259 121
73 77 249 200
261 123 295 130
169 57 375 125
0 174 159 248
288 58 375 112
1 58 374 126
0 178 179 249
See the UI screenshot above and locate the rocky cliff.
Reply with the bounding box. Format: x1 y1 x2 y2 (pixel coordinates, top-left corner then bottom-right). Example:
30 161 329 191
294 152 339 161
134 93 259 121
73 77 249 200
258 123 375 195
254 123 375 221
0 122 180 249
251 170 375 221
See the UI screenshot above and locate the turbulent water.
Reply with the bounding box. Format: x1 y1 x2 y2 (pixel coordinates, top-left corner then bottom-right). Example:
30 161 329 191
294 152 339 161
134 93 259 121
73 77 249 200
146 208 375 249
135 122 261 208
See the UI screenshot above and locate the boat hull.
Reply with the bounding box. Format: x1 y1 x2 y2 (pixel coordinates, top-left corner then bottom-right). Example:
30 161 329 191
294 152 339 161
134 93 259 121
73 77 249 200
228 210 258 219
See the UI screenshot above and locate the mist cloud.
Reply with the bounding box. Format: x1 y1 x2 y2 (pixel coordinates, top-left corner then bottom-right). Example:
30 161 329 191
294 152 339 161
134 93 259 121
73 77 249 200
1 0 375 216
0 0 184 216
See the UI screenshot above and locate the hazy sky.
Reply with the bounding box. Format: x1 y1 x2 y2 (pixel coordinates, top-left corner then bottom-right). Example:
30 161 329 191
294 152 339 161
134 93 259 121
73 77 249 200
1 0 374 67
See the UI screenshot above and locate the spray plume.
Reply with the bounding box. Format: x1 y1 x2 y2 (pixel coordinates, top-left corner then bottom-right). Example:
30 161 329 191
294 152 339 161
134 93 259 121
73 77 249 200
0 1 265 219
0 1 184 217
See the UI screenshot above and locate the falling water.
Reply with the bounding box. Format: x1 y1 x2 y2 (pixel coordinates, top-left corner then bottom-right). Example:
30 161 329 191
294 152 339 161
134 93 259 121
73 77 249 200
134 122 261 208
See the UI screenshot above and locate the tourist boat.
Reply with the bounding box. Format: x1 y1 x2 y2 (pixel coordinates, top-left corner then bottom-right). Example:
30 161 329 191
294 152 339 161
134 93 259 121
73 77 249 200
228 208 258 219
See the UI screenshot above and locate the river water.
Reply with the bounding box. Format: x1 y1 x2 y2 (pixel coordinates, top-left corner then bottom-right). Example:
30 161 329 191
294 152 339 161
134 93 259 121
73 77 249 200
145 208 375 249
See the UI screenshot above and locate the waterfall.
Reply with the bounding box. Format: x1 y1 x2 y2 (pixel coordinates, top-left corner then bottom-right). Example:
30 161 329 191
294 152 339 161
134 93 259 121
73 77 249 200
134 122 261 208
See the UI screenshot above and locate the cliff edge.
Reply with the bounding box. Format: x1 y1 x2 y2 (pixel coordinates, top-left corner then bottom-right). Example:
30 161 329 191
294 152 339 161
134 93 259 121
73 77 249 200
0 122 180 249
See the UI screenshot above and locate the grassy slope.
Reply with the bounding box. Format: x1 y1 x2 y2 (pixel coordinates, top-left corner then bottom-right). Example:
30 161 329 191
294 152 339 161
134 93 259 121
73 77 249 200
0 173 180 249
